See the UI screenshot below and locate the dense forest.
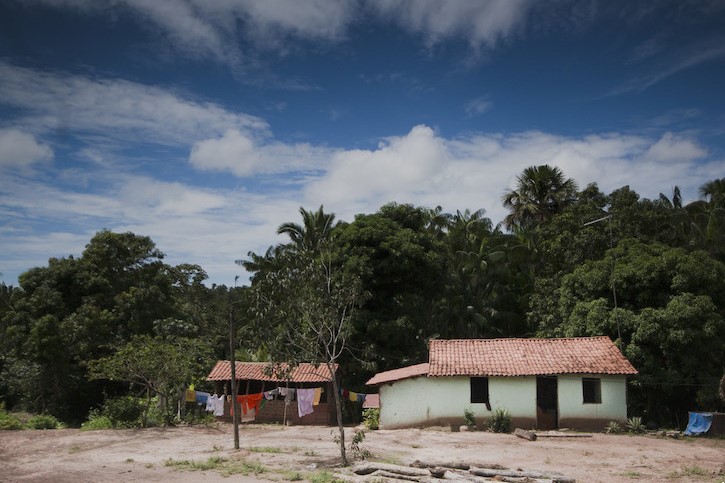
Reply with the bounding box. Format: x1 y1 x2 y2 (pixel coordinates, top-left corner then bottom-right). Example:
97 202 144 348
1 166 723 428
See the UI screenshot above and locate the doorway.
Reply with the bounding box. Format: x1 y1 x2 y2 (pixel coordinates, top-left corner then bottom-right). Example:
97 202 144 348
536 376 558 430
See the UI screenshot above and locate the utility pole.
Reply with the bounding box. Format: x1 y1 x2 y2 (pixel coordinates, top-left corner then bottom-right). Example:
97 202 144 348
582 214 621 342
229 276 240 450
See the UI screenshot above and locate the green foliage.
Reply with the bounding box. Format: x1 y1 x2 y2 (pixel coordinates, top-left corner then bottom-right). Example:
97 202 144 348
26 414 61 429
0 404 24 430
100 396 144 428
349 428 371 460
362 408 379 430
80 411 114 431
626 416 645 434
486 408 512 433
309 471 345 483
463 408 476 428
604 421 623 434
165 456 266 477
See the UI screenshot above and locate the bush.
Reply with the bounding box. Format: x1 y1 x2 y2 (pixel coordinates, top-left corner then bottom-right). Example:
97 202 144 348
0 404 24 430
81 410 114 431
102 396 144 428
463 408 476 429
626 416 645 434
486 407 511 433
26 414 61 429
362 408 379 430
604 421 623 434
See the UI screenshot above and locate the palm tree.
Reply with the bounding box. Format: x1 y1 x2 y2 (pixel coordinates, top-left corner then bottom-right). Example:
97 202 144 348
501 165 578 231
688 178 725 260
277 205 337 252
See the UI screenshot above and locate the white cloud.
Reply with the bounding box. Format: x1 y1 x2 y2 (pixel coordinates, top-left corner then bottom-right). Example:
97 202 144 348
464 96 492 117
370 0 532 50
0 62 267 145
189 129 332 177
0 129 53 168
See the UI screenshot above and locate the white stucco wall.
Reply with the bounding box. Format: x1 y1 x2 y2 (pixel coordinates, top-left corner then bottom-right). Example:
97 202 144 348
379 375 537 428
378 374 629 429
558 374 628 421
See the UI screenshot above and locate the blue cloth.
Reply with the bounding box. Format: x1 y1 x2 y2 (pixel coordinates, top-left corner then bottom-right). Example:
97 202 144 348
684 412 712 436
195 391 210 405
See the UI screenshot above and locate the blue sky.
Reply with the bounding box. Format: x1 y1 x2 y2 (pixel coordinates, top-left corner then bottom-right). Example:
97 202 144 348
1 0 724 286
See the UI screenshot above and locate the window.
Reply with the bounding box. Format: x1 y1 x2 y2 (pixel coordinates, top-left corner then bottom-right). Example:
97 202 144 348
470 377 489 404
582 378 602 404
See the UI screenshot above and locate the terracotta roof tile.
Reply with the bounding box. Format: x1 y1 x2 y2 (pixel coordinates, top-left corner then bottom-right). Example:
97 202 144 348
428 337 637 377
362 393 379 409
366 363 429 385
207 361 336 383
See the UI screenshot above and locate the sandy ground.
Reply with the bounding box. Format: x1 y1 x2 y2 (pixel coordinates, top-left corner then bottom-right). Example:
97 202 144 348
1 424 723 483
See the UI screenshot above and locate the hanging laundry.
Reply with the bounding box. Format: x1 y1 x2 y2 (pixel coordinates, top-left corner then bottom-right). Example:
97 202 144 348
195 391 210 406
348 392 357 402
185 388 196 402
312 387 322 406
284 388 296 402
297 389 315 418
206 394 217 412
246 393 264 413
264 388 279 400
357 393 366 405
278 387 288 397
241 407 256 423
213 396 225 416
342 389 349 398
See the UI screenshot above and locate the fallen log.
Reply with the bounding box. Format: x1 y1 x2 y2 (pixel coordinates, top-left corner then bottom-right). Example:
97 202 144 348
353 462 430 477
469 466 575 483
410 461 507 471
369 469 425 481
514 428 537 441
534 431 591 438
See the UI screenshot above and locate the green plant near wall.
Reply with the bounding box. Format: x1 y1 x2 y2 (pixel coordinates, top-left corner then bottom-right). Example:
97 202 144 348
487 408 512 433
362 408 379 430
463 408 476 429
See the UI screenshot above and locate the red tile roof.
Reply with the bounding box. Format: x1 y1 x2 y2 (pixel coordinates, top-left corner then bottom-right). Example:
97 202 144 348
362 393 379 409
428 337 637 377
207 361 337 383
366 363 429 385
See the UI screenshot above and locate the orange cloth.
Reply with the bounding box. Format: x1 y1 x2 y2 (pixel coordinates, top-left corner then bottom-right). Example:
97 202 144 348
313 387 322 406
230 393 264 416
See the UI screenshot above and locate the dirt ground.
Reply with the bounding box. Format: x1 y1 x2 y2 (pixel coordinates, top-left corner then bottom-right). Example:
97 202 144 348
1 423 723 483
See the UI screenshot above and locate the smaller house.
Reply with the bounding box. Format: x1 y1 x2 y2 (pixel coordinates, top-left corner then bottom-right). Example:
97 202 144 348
207 361 337 425
366 337 637 431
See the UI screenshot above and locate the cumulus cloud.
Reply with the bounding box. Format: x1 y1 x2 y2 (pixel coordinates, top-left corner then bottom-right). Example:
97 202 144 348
0 129 53 168
189 129 331 177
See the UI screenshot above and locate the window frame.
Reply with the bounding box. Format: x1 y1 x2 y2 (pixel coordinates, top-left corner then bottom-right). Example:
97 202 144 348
582 377 602 404
470 376 490 405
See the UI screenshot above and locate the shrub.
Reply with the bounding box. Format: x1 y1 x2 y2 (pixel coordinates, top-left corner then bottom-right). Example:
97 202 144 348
463 408 476 429
102 396 144 428
26 414 61 429
0 404 24 430
487 408 512 433
626 416 645 434
362 408 379 430
604 421 623 434
81 410 114 431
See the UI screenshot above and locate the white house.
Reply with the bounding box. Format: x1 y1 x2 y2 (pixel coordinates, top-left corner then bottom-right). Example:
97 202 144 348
366 337 638 431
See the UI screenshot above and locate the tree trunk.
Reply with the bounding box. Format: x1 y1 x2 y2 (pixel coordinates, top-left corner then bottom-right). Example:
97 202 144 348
328 361 347 466
142 386 151 428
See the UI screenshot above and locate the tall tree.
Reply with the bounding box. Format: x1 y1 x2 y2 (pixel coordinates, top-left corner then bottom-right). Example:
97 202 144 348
248 246 366 466
501 165 578 232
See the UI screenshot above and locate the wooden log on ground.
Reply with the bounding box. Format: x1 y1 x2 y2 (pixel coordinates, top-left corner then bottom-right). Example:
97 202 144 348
514 428 537 441
534 431 591 438
469 466 575 483
410 461 507 471
369 470 424 481
353 462 430 477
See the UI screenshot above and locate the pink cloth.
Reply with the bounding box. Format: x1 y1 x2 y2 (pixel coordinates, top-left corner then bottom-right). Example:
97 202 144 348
297 388 315 418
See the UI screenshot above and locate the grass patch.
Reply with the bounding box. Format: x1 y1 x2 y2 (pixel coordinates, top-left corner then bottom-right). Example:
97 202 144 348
304 449 319 456
620 471 642 478
125 458 134 463
309 470 345 483
164 456 266 477
666 465 709 479
248 445 282 453
283 470 303 481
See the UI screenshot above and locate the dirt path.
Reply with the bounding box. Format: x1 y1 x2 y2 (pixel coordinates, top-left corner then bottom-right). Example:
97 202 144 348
1 424 723 482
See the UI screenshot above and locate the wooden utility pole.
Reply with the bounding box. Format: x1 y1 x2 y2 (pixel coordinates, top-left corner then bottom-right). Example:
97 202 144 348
229 277 240 449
